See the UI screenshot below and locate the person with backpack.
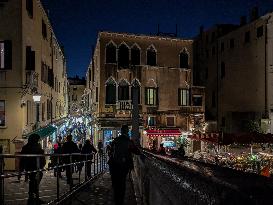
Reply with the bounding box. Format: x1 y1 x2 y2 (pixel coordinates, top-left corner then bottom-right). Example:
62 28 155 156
108 125 140 205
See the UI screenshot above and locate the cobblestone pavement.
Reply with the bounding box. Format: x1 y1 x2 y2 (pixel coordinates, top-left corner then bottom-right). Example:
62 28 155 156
3 162 104 205
63 172 137 205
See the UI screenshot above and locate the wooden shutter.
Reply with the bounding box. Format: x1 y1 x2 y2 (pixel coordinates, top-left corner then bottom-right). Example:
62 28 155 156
156 87 159 105
145 88 148 105
178 89 181 106
26 46 31 70
31 50 35 70
4 40 12 69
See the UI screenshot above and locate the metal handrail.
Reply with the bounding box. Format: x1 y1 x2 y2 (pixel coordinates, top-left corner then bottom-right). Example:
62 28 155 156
0 152 108 205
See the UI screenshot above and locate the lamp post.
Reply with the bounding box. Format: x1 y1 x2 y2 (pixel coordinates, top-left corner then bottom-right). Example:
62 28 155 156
33 93 41 128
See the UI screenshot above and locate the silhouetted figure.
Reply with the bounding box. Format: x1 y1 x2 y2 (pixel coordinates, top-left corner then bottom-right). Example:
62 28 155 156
158 143 166 155
20 134 46 204
81 139 97 178
98 140 103 154
108 125 140 205
62 135 80 185
52 142 62 178
178 144 185 158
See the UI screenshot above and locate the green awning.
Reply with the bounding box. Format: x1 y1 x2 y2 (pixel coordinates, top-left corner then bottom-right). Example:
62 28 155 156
26 125 57 139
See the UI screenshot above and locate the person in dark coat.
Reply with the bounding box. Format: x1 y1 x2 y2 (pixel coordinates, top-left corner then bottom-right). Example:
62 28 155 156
20 134 46 204
158 143 166 155
108 125 140 205
81 139 97 178
52 142 62 177
62 134 80 185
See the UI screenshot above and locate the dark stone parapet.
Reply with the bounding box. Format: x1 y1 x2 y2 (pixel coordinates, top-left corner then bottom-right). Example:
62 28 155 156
133 150 273 205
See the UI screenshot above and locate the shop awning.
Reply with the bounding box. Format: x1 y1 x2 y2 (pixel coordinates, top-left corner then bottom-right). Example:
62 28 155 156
188 132 273 145
146 129 181 137
26 125 57 139
189 133 219 144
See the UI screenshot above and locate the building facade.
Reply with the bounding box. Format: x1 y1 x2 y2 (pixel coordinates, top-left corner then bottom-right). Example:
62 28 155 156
86 31 205 149
68 76 86 116
194 8 273 134
0 0 68 169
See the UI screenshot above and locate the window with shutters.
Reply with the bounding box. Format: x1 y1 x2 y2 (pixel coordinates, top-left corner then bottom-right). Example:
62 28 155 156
105 78 116 104
145 87 157 106
0 41 12 70
244 31 250 43
180 49 189 68
26 46 35 70
0 100 6 126
26 0 33 18
131 45 140 65
178 89 189 106
106 42 116 63
118 79 129 100
118 44 129 68
147 46 156 66
47 99 51 120
257 26 263 38
131 79 141 104
96 87 98 102
42 102 45 121
42 19 47 39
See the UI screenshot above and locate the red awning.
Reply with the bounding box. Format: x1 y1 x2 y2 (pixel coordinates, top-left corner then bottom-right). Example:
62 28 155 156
188 132 273 145
146 129 181 137
188 133 219 144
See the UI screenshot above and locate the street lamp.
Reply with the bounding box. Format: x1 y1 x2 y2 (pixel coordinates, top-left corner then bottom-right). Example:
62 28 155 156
33 93 41 127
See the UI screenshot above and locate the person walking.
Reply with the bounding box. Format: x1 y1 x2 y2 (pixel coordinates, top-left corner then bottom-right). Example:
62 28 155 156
108 125 140 205
20 134 46 204
81 139 97 178
62 134 80 185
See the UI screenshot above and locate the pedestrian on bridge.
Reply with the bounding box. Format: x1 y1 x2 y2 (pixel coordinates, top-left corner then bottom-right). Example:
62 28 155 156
108 125 140 205
20 133 46 204
81 139 97 178
62 134 80 185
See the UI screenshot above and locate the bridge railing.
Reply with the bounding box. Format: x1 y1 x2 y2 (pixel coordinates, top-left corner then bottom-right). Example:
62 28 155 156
132 150 273 205
0 153 107 205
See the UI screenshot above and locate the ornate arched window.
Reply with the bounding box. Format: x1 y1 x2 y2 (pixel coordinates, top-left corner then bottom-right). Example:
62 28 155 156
106 42 116 63
105 77 116 104
118 43 129 68
131 79 141 104
147 45 157 66
180 49 189 68
118 79 129 100
131 44 140 65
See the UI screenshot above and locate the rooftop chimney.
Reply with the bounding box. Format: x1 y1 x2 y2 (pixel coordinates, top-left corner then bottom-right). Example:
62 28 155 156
240 16 247 26
250 6 259 22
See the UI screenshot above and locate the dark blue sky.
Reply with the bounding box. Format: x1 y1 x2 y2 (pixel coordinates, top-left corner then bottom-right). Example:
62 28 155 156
42 0 273 78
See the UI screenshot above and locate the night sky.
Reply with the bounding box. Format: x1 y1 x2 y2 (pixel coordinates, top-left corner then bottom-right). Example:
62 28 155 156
41 0 273 78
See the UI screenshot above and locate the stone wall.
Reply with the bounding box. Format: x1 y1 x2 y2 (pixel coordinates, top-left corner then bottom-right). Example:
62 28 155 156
132 151 273 205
